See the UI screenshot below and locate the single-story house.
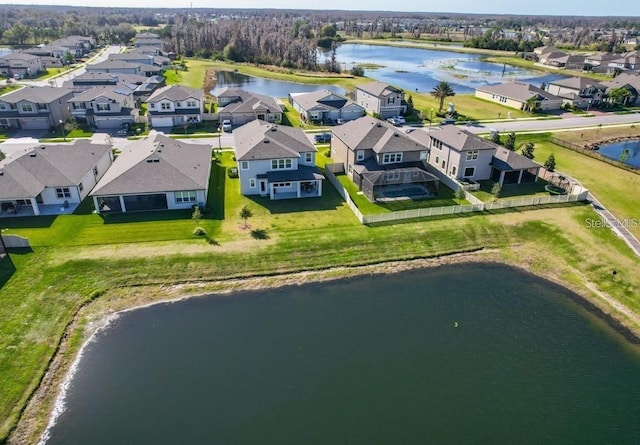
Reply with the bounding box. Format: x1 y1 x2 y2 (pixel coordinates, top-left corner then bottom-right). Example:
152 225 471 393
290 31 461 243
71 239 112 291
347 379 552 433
289 90 364 124
234 120 323 200
475 81 563 111
331 116 438 202
91 133 211 213
490 146 541 185
0 141 113 216
216 88 282 127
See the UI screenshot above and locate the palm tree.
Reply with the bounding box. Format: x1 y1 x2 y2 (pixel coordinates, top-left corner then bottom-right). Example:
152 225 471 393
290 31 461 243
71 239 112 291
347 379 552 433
607 87 631 107
525 96 539 114
431 81 455 112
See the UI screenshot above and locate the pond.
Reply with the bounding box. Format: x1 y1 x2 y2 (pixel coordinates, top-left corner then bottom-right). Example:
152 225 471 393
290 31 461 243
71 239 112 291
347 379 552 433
597 139 640 168
329 43 567 94
210 70 345 98
42 263 640 444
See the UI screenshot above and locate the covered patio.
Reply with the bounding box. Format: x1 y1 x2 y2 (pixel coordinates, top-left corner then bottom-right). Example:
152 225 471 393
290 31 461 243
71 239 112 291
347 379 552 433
490 149 541 186
265 166 324 200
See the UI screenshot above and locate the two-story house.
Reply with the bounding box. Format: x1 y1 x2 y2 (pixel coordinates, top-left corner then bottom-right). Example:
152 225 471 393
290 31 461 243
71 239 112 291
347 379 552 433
145 85 204 128
217 88 282 127
0 86 73 130
355 81 406 118
234 120 323 200
545 77 607 108
107 53 155 66
0 52 44 78
53 35 95 57
0 140 113 216
289 90 365 124
425 126 540 186
331 116 439 202
68 85 137 129
603 72 640 106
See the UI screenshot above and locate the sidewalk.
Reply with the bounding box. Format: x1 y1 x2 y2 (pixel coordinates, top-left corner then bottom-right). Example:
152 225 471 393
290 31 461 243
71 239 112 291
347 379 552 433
589 194 640 257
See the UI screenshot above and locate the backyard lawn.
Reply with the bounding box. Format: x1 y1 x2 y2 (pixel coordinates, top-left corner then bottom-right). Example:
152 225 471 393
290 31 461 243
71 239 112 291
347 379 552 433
471 179 551 202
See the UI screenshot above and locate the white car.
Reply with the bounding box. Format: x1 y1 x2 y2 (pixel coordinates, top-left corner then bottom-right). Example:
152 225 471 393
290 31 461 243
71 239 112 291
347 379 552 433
221 120 232 132
393 116 406 124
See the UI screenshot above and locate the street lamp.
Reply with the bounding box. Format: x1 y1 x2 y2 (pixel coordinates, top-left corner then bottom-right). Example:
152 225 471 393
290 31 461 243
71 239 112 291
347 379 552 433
59 120 67 141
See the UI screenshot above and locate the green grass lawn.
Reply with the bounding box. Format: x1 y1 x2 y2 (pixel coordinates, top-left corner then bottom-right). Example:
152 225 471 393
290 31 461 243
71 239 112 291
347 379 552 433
471 179 551 202
515 133 640 238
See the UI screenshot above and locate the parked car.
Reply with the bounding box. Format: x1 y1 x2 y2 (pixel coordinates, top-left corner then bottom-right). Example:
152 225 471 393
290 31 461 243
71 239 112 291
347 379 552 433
314 133 331 143
221 120 232 132
393 116 406 124
116 123 130 136
387 117 398 126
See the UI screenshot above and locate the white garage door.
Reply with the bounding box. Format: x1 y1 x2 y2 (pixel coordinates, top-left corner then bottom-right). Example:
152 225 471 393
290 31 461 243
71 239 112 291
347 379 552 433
151 117 173 128
20 118 50 130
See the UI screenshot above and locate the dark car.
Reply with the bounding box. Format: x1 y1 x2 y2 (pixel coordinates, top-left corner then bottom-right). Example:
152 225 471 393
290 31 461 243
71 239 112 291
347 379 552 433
314 133 331 143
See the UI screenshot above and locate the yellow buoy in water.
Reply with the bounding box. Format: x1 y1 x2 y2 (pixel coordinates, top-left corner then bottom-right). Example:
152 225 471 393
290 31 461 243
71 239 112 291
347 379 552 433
454 321 459 328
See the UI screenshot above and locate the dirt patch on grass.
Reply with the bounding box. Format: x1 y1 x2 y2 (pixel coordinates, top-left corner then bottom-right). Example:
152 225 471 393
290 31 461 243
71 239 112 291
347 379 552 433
203 68 217 98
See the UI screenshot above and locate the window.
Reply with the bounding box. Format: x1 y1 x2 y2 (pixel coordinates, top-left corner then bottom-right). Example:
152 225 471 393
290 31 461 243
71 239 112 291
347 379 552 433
420 150 428 160
273 182 291 188
348 164 353 174
240 161 249 170
176 102 181 107
0 104 6 110
175 191 197 203
56 187 71 198
384 172 400 181
441 160 446 169
96 103 111 112
78 183 84 192
464 167 475 177
187 100 197 107
432 139 442 150
451 166 457 176
388 96 395 104
271 159 292 170
356 150 365 161
249 178 256 188
466 150 479 161
20 103 34 113
148 103 155 109
382 152 402 164
305 152 313 163
435 156 440 164
93 166 99 176
160 102 171 110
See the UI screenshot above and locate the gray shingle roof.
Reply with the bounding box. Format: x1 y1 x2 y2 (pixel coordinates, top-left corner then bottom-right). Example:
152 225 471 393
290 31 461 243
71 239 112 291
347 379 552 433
68 85 134 103
548 76 606 90
428 126 499 152
91 134 211 196
476 81 560 103
290 90 357 112
604 72 640 90
356 81 401 97
217 88 281 114
0 52 40 62
491 147 541 171
87 60 140 70
234 120 315 161
0 141 111 199
147 85 203 103
0 86 73 104
332 115 428 153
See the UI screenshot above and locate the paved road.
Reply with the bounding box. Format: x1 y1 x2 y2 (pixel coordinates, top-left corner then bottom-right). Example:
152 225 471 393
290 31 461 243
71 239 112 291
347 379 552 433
15 45 122 88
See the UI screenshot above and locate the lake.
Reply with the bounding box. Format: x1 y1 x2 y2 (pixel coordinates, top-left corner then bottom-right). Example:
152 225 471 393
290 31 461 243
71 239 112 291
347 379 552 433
331 43 567 94
210 70 345 98
597 139 640 168
43 264 640 444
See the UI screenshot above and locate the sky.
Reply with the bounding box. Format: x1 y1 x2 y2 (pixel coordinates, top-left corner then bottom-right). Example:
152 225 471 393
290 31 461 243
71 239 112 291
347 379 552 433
1 0 639 17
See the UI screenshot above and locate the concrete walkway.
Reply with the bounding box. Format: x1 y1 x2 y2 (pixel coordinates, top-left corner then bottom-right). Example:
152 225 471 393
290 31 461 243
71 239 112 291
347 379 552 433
588 193 640 258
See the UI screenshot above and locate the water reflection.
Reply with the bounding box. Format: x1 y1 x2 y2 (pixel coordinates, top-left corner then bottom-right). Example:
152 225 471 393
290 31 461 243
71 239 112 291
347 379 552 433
597 139 640 168
211 70 345 98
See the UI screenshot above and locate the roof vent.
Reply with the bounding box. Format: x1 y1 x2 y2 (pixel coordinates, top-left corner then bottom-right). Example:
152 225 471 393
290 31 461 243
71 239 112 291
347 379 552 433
376 123 382 127
270 127 277 132
264 139 270 143
153 159 159 163
29 152 37 157
394 133 399 137
146 159 154 163
0 171 3 176
39 145 46 149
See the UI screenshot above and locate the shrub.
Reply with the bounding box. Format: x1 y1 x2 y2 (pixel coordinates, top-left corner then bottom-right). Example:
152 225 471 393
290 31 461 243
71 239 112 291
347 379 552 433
193 226 206 236
454 187 465 200
491 182 502 198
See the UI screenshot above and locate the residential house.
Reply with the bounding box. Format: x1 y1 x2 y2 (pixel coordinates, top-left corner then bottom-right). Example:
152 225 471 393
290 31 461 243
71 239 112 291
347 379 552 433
107 52 155 66
53 35 95 57
134 38 163 49
0 86 74 130
68 85 137 129
91 133 211 213
475 81 563 111
545 77 607 108
330 116 439 202
289 90 364 124
355 81 406 119
146 85 204 128
0 52 44 78
0 141 113 216
86 61 142 76
608 51 640 73
23 45 67 69
534 45 560 56
426 126 539 186
603 72 640 105
584 53 620 74
544 53 585 70
217 88 282 127
234 120 323 200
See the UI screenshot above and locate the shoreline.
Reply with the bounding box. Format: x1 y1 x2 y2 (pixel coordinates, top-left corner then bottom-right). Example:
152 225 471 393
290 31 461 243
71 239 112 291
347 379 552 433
9 249 640 444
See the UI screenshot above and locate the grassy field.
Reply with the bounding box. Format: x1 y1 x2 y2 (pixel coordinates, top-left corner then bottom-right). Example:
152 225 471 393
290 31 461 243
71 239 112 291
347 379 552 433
513 133 640 238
